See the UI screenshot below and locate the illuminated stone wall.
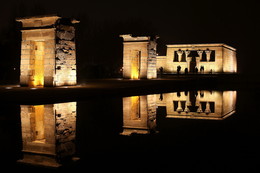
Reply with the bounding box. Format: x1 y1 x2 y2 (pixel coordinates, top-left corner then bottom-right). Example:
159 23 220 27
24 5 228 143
122 95 157 135
156 56 167 71
156 91 236 120
17 15 79 87
158 44 237 74
19 102 77 167
223 47 237 73
120 35 157 79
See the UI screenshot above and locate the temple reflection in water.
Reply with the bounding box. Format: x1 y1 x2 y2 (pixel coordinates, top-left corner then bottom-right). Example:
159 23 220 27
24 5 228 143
18 102 77 167
122 91 236 135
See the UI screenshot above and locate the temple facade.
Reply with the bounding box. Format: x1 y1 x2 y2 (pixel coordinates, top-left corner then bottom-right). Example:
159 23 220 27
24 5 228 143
16 15 79 87
157 43 237 74
120 34 158 79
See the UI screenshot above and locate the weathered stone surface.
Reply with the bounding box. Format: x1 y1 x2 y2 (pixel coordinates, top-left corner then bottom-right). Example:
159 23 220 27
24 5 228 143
19 102 77 166
121 34 158 79
17 15 78 87
56 30 75 41
162 44 236 74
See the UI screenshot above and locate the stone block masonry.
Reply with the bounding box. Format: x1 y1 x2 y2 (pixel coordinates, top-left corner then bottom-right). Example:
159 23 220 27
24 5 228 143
19 102 77 167
16 15 79 87
120 34 158 79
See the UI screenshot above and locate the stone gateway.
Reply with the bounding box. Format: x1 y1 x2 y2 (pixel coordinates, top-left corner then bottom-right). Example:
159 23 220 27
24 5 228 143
16 15 79 87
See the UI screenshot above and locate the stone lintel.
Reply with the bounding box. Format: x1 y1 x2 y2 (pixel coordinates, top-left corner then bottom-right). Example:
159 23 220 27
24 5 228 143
21 28 56 33
16 15 61 28
120 34 150 42
167 43 236 51
123 41 149 44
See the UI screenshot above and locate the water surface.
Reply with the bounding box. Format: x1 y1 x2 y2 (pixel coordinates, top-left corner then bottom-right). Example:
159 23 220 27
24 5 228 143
0 89 259 172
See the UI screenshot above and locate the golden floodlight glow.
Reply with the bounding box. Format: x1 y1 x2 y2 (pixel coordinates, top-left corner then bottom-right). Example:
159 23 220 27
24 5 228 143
32 105 45 143
121 35 157 79
131 64 139 79
19 102 77 167
160 44 237 74
156 91 237 120
131 96 140 120
32 42 45 87
130 51 140 79
17 15 79 87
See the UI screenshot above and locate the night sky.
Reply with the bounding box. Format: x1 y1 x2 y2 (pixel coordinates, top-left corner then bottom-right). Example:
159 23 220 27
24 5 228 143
0 0 259 82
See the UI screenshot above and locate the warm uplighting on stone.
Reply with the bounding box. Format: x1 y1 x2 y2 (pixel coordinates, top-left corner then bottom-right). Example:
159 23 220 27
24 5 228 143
130 51 140 79
120 34 158 79
18 102 77 167
122 95 157 135
157 43 237 74
16 15 79 87
156 91 237 120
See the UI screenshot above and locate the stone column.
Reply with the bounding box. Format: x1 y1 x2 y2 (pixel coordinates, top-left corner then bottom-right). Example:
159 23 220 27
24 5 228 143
184 50 190 60
184 50 190 71
205 50 212 62
186 57 192 72
196 57 200 71
197 50 203 61
176 101 183 113
197 103 203 113
186 91 191 106
184 101 190 113
177 50 183 62
204 102 211 114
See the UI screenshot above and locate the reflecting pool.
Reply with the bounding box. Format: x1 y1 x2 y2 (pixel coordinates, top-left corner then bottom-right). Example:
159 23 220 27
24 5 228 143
0 89 259 172
18 102 77 167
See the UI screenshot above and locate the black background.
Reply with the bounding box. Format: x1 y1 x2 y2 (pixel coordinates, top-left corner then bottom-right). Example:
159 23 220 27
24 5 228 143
0 0 259 83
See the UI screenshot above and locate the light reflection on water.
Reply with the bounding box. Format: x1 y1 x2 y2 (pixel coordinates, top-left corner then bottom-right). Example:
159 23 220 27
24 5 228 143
18 102 78 167
8 90 238 169
122 90 237 135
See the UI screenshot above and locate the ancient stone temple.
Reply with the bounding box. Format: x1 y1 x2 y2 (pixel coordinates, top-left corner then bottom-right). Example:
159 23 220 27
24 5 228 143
16 15 79 87
120 34 158 79
18 102 77 167
157 43 237 74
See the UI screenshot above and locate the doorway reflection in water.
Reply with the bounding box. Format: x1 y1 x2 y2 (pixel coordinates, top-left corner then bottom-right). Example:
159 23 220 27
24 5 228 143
18 102 78 167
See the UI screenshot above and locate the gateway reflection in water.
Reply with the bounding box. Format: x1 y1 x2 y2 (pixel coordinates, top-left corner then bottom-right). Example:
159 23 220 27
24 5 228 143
122 91 236 135
18 102 77 167
122 95 157 135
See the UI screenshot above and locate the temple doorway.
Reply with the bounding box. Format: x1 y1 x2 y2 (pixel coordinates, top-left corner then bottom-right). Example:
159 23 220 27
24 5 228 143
28 41 45 87
131 50 141 79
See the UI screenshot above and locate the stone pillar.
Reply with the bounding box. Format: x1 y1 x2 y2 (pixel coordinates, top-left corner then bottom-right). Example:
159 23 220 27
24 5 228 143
205 50 212 62
205 102 211 114
197 103 203 113
196 57 201 71
186 91 191 106
177 50 183 62
197 50 203 61
186 57 192 72
184 50 190 70
176 101 183 113
184 101 190 113
184 50 190 60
